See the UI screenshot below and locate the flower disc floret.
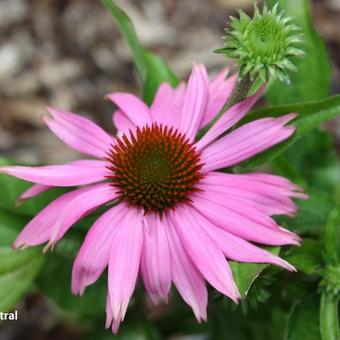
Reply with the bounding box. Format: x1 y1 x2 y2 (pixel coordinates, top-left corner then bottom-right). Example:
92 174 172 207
106 123 203 213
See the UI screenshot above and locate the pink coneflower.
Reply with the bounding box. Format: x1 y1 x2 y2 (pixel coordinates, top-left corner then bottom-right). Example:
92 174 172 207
0 64 306 333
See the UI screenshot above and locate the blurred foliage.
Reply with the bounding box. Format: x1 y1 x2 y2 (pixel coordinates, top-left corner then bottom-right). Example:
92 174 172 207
0 211 43 312
267 0 331 104
0 158 68 217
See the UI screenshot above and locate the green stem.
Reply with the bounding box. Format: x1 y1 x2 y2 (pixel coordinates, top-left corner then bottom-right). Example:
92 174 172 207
223 73 254 113
320 292 340 340
196 74 254 140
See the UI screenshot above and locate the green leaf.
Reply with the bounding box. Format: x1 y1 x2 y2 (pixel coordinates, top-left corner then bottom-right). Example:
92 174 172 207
285 239 323 275
87 316 162 340
320 293 340 340
36 241 106 319
102 0 147 80
102 0 179 104
0 210 43 311
0 158 67 217
239 95 340 168
283 131 340 193
0 247 43 311
271 154 306 187
324 207 340 265
285 295 321 340
230 247 280 298
142 51 179 105
277 188 335 235
267 0 330 104
0 209 29 244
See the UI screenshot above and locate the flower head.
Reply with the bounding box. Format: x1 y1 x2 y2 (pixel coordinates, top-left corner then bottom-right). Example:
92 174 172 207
106 124 203 213
217 4 304 84
0 64 307 333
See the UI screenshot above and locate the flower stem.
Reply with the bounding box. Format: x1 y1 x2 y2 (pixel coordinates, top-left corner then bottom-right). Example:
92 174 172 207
196 74 254 140
223 73 254 112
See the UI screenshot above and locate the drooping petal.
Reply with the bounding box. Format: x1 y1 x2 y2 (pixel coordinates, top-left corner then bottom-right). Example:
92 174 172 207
108 93 152 127
196 86 264 151
72 203 129 296
108 207 143 326
16 160 113 204
17 184 51 205
198 172 307 217
170 205 240 302
191 207 295 271
235 172 308 199
177 63 209 141
44 108 113 159
140 213 171 304
191 191 300 246
199 69 237 128
198 183 298 217
13 183 117 250
0 160 109 186
166 216 208 322
151 82 186 128
105 294 122 334
201 113 297 171
106 293 113 329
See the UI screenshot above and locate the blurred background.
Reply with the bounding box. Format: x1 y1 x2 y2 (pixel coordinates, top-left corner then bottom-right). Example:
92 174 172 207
1 0 340 166
0 0 340 339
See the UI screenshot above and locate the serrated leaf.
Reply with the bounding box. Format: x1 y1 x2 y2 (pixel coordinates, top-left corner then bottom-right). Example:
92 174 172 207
230 247 279 298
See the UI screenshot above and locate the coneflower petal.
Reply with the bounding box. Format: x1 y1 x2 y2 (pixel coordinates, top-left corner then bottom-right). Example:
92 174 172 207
201 113 297 171
179 63 209 141
0 160 108 186
72 203 129 296
140 212 171 304
200 69 237 128
45 107 113 158
192 207 296 271
170 205 240 302
108 92 152 127
192 191 300 246
196 85 264 151
167 220 208 322
151 82 186 128
108 208 143 326
13 183 118 250
112 109 135 135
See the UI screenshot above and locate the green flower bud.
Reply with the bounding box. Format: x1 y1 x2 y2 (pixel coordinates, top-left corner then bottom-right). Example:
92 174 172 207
217 3 304 84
